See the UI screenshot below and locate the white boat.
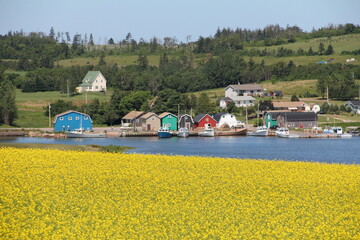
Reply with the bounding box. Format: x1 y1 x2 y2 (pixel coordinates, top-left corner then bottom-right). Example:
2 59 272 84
66 128 107 138
177 128 189 138
248 126 268 136
324 126 352 138
198 127 215 137
275 127 299 138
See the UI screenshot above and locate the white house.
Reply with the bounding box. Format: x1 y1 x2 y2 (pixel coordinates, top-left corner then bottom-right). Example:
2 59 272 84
213 112 238 128
231 96 256 107
77 71 107 93
225 83 264 97
345 101 360 114
309 103 321 113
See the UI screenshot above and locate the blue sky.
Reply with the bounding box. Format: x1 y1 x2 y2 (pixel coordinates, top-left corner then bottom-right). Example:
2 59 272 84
1 0 359 43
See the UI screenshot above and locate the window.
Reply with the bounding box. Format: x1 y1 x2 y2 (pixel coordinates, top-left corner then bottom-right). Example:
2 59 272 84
75 117 80 120
152 117 154 121
168 115 171 118
84 117 88 120
68 117 72 120
60 117 64 121
167 123 171 127
95 86 98 89
206 118 209 122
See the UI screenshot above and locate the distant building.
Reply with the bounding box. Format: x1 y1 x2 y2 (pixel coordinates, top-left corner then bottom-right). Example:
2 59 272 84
225 83 264 97
77 71 107 93
121 111 145 127
194 114 217 128
178 114 194 130
273 101 307 111
345 101 360 114
213 112 238 129
53 110 92 132
159 112 178 131
140 112 161 131
276 112 318 129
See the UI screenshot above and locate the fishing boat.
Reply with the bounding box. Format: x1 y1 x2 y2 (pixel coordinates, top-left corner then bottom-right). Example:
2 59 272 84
324 126 352 138
215 127 247 136
247 126 268 136
66 128 107 138
275 127 299 138
177 128 189 138
158 127 172 138
198 126 215 137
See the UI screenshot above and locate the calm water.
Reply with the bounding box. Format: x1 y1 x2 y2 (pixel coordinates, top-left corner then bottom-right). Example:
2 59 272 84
1 136 359 164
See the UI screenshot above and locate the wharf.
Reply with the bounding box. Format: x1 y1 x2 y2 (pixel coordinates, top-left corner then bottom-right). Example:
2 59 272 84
296 132 338 138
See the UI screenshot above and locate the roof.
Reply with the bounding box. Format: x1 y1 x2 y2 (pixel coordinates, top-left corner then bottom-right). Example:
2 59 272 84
265 111 289 120
53 110 91 123
226 84 263 91
278 112 318 121
158 112 177 119
141 112 159 119
231 96 256 101
348 100 360 107
213 112 232 122
80 71 105 85
194 113 216 123
220 97 233 101
273 101 305 108
178 114 194 123
122 111 144 120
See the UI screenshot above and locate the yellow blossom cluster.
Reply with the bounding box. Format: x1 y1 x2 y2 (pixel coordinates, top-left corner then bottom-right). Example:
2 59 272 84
0 147 359 239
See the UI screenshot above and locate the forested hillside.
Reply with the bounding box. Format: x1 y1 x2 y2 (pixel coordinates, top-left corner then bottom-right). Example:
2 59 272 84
1 23 360 127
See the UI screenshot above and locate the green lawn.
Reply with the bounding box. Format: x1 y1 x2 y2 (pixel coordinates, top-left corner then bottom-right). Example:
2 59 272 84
15 89 113 128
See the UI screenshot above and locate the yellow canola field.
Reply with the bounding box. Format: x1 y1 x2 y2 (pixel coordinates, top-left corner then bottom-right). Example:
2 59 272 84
0 147 359 239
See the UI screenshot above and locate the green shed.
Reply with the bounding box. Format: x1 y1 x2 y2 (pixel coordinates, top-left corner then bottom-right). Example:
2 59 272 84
159 112 178 131
264 112 282 128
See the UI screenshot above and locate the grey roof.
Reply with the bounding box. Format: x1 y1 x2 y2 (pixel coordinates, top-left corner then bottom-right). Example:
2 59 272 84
348 101 360 107
213 112 228 122
178 114 194 123
194 113 216 123
279 112 318 121
226 84 263 91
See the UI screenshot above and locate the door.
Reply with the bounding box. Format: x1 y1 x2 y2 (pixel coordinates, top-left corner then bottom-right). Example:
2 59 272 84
186 122 190 130
147 124 151 131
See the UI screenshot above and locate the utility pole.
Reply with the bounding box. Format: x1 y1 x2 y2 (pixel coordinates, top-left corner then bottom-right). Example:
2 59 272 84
48 103 51 127
326 85 329 104
67 80 70 99
245 105 248 127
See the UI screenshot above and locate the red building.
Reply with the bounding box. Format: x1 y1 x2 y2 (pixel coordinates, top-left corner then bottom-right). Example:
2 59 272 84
194 113 217 128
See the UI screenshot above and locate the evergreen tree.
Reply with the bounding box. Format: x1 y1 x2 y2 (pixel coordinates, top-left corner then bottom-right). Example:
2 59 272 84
49 27 55 40
89 33 94 45
318 42 325 55
325 44 334 55
108 38 115 45
307 47 315 56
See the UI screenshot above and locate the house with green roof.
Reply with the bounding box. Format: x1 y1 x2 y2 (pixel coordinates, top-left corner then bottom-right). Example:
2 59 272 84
77 71 107 93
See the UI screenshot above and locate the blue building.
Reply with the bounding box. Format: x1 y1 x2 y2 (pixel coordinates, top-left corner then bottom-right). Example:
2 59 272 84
53 110 93 132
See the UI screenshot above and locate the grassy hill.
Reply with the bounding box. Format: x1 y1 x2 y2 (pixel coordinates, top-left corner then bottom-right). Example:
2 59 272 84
55 34 360 68
14 90 112 128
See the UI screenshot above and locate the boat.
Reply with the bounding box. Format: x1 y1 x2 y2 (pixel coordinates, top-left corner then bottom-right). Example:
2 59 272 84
158 127 172 138
198 126 215 137
324 126 352 138
247 126 268 136
275 127 299 138
215 127 247 136
177 127 189 138
66 128 107 138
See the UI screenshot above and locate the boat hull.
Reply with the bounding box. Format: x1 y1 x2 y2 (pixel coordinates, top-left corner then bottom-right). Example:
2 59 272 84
248 130 268 136
216 128 247 136
66 132 107 138
177 132 189 138
158 131 172 138
198 130 215 137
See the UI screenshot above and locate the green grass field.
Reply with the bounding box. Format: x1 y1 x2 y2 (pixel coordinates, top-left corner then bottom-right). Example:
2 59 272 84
15 89 113 128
